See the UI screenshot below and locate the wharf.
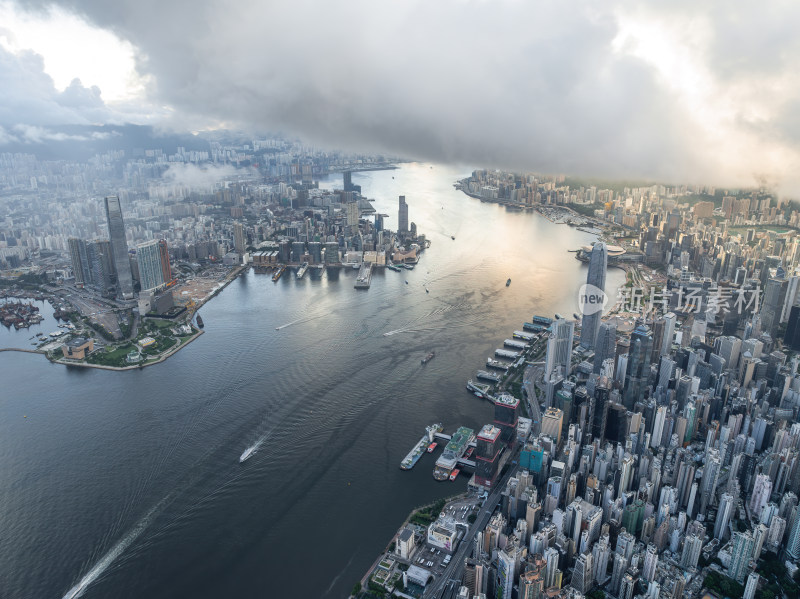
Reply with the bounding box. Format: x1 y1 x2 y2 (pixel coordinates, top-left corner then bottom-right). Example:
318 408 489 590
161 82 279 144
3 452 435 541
354 262 373 289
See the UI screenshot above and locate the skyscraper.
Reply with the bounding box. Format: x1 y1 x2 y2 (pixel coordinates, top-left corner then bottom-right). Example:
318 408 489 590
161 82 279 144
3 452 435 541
580 242 607 349
545 318 574 380
68 237 91 287
623 324 653 408
233 222 246 254
104 195 133 299
137 240 167 292
728 530 755 582
593 322 617 374
398 195 408 234
158 240 172 285
475 424 502 487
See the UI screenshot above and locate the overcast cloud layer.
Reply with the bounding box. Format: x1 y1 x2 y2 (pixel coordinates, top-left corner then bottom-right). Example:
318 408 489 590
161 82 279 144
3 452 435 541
9 0 800 194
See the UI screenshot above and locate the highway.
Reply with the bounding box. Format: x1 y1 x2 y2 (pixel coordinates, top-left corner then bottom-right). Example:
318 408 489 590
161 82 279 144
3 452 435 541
423 400 542 598
422 459 519 599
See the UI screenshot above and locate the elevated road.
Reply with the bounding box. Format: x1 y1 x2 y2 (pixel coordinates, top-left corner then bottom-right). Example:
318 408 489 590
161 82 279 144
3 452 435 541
423 453 519 598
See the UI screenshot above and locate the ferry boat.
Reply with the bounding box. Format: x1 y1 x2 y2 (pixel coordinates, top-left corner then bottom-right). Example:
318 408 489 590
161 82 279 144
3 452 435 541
466 379 493 398
495 348 520 359
296 262 309 279
513 330 536 341
427 442 437 453
387 263 402 272
476 370 501 383
239 444 258 463
486 358 510 371
421 351 435 364
272 265 286 282
504 338 528 350
195 314 204 328
400 423 443 470
449 468 460 481
403 263 415 270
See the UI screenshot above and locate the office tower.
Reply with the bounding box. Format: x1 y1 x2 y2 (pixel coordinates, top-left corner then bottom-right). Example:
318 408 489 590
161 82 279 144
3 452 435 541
651 406 667 449
545 318 574 380
324 241 339 264
761 277 788 336
642 544 658 582
593 322 617 374
544 547 559 588
342 170 353 191
157 240 171 285
291 241 305 263
728 530 755 582
104 195 133 299
661 312 677 356
571 551 593 594
618 455 635 498
475 424 502 487
743 573 759 599
623 324 653 409
580 242 608 348
68 237 91 287
680 531 703 570
398 195 408 233
541 408 564 445
137 240 167 292
87 239 115 295
493 393 520 446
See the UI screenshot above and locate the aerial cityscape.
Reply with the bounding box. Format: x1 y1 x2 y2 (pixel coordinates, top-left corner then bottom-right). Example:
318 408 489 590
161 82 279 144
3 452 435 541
2 2 800 599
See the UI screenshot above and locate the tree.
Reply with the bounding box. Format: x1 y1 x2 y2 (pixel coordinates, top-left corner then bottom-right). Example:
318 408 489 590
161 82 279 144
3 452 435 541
351 581 361 596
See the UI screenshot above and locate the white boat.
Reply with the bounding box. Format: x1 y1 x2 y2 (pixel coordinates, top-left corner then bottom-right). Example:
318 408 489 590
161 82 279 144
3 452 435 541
296 262 309 279
239 444 259 463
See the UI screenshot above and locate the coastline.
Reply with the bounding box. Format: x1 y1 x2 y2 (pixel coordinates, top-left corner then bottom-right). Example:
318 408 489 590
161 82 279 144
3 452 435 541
1 264 245 371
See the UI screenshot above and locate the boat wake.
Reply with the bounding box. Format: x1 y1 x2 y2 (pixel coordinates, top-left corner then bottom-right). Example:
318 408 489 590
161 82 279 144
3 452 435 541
239 438 264 463
275 318 304 330
61 495 170 599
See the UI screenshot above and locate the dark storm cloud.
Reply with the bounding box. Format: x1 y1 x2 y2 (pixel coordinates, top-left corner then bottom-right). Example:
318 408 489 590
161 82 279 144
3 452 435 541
11 0 800 191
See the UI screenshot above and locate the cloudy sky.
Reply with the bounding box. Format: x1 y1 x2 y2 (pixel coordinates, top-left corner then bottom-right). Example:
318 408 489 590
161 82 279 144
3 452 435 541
2 0 800 193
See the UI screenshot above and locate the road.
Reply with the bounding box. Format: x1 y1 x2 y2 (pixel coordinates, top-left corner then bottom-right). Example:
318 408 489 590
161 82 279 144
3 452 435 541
423 453 520 599
423 385 543 598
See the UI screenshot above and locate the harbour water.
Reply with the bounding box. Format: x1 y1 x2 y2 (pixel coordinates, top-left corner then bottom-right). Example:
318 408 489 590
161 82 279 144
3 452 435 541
0 163 624 599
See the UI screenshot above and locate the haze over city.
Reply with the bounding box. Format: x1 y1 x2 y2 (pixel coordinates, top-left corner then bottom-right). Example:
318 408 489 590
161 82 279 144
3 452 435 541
2 1 800 191
5 3 800 599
